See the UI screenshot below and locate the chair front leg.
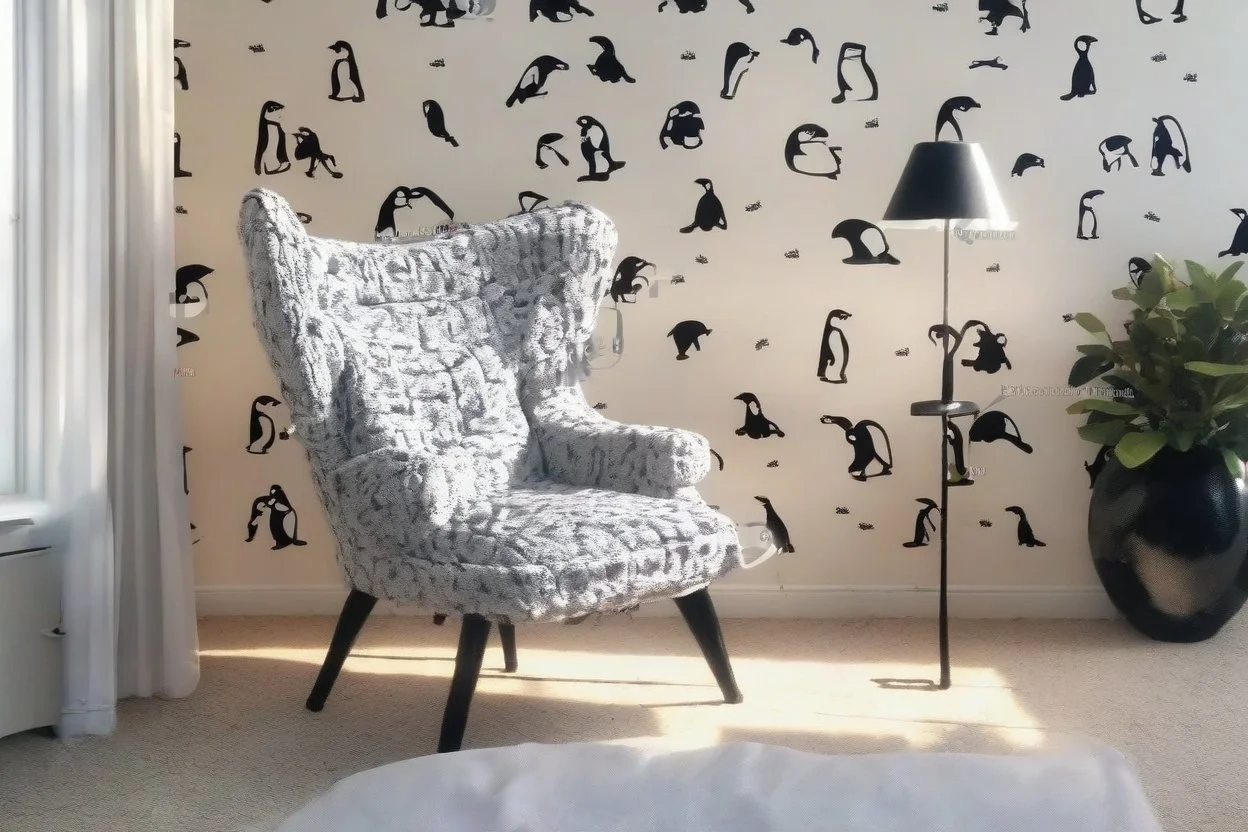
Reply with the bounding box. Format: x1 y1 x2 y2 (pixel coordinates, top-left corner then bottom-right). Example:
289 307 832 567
499 623 518 673
673 588 743 704
307 589 378 712
437 614 492 753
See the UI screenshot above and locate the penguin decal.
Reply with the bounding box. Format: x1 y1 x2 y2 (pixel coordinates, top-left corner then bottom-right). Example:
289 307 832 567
1219 210 1248 257
927 319 991 371
174 132 192 178
969 410 1033 453
969 58 1008 70
246 395 288 454
518 190 548 213
254 100 291 176
176 327 199 348
174 264 213 314
506 56 570 107
780 28 819 63
660 102 705 150
903 498 940 547
411 0 473 28
1059 36 1098 101
374 186 456 238
946 421 975 486
328 41 365 102
1005 506 1046 547
297 212 313 225
245 485 308 550
606 256 653 303
959 323 1011 374
816 309 851 384
182 446 191 495
588 36 634 83
821 415 894 480
292 127 343 179
1085 445 1112 487
734 393 785 439
1011 153 1045 176
979 0 1029 35
680 179 728 233
934 96 981 141
1150 116 1191 176
830 43 879 103
721 42 759 100
576 115 626 182
1098 136 1139 172
1127 256 1152 285
535 133 570 168
657 0 708 12
531 0 595 22
668 320 712 360
422 100 458 147
1077 189 1104 240
784 124 842 179
831 219 899 265
174 39 190 91
755 496 796 553
1136 0 1186 24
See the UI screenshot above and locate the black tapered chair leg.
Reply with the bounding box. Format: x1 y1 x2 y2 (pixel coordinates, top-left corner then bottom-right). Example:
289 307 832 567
306 589 378 712
673 588 743 704
437 615 492 753
499 623 518 673
433 613 447 626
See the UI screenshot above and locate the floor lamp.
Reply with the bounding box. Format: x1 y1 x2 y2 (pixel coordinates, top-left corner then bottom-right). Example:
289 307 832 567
881 141 1012 689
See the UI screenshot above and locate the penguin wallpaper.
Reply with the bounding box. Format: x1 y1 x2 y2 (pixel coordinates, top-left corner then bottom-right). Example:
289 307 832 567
175 0 1248 607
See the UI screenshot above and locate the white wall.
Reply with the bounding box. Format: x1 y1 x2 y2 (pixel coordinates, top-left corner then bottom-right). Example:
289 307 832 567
174 0 1248 617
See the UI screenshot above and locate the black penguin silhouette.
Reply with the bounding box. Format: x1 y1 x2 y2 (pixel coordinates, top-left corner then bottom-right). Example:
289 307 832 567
959 323 1011 374
174 132 192 178
506 56 570 107
374 186 455 238
1099 135 1138 172
816 309 851 383
785 124 842 179
1150 115 1191 176
660 102 705 150
946 420 975 486
328 41 365 102
174 39 189 91
680 179 727 233
903 498 940 547
832 219 899 265
821 415 894 480
182 446 191 495
669 320 712 359
1005 505 1046 547
1011 153 1045 176
979 0 1029 35
246 485 308 550
710 449 725 470
588 36 634 83
293 127 343 179
518 191 548 213
175 264 213 309
1127 256 1152 286
1077 189 1104 240
420 100 458 147
755 496 796 553
780 27 820 63
658 0 708 12
935 96 980 141
1136 0 1186 24
734 393 785 439
721 42 759 100
1059 36 1098 101
254 100 290 175
830 43 878 103
969 57 1008 70
535 132 570 168
576 115 626 182
607 257 652 303
1085 445 1112 487
1219 210 1248 257
969 410 1033 453
531 0 594 22
928 318 989 370
411 0 471 27
176 327 199 347
246 395 284 454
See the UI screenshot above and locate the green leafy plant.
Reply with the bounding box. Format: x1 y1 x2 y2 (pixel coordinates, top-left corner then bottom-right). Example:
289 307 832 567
1067 255 1248 477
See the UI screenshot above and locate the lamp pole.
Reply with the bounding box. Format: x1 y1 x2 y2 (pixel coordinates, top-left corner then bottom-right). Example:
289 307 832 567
939 218 952 690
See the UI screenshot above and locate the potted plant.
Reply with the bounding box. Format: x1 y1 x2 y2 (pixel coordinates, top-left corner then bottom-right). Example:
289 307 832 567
1067 255 1248 642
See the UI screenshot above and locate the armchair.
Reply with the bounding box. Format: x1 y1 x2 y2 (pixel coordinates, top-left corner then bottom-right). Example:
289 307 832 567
237 189 745 753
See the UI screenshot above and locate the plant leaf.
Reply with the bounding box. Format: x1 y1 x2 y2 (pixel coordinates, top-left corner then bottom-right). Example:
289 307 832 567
1078 420 1130 446
1218 260 1245 285
1144 316 1180 340
1217 281 1248 319
1076 343 1116 359
1069 355 1114 386
1114 430 1167 468
1162 288 1198 311
1185 361 1248 377
1074 312 1108 334
1211 391 1248 415
1223 448 1244 479
1188 259 1220 302
1067 398 1143 416
1111 286 1137 301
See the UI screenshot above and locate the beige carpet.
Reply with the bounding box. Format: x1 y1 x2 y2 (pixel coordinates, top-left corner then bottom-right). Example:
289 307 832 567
1 613 1244 831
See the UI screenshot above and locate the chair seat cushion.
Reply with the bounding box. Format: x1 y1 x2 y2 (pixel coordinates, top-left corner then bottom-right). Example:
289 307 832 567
356 483 740 623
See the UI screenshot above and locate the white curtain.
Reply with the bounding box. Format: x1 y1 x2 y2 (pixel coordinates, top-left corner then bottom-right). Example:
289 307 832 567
24 0 199 737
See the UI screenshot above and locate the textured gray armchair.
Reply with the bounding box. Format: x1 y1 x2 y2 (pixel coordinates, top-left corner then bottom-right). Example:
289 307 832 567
237 188 744 752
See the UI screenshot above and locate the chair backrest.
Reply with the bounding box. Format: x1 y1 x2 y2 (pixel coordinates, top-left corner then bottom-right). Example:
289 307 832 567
237 188 618 517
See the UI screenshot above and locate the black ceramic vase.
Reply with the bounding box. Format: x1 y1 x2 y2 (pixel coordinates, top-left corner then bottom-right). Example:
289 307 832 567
1089 444 1248 642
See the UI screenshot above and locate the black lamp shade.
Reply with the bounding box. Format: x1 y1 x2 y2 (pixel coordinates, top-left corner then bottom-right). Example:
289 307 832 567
883 141 1008 222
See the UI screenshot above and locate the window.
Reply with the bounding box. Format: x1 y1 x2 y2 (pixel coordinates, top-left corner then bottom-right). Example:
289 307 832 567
0 0 17 496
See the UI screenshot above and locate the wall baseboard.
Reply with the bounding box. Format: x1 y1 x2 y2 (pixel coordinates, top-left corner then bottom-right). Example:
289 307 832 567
195 584 1119 620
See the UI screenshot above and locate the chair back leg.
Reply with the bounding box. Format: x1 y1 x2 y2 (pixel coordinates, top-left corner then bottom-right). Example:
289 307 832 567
673 588 744 704
437 615 492 753
306 589 378 712
499 623 518 673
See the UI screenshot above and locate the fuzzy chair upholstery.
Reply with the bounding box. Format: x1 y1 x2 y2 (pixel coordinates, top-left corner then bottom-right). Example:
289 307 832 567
238 189 742 624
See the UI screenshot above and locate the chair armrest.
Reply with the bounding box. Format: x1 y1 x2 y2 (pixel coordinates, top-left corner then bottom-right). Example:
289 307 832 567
329 447 469 534
529 387 712 494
